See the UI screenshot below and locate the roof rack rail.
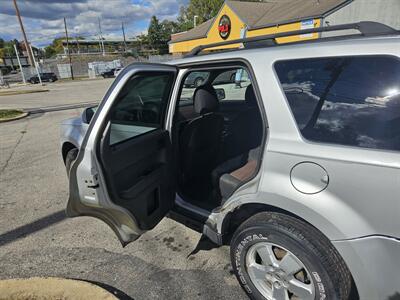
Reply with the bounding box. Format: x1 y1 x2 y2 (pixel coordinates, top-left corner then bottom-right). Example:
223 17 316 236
186 21 398 57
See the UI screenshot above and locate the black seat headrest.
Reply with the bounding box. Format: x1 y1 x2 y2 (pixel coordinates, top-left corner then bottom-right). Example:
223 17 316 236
245 84 257 107
193 85 219 114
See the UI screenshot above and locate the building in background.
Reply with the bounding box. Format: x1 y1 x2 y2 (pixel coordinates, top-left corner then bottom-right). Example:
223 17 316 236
169 0 400 55
169 0 352 54
60 38 140 57
322 0 400 35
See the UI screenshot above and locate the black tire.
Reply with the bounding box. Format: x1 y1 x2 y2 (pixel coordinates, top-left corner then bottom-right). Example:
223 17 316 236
230 212 352 300
65 148 79 175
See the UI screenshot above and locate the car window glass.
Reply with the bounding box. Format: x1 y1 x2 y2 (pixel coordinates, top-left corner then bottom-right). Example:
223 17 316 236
180 71 210 106
275 56 400 151
109 72 174 145
212 68 252 101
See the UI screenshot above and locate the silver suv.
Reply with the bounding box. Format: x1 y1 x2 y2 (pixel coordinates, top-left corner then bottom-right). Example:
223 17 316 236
62 22 400 300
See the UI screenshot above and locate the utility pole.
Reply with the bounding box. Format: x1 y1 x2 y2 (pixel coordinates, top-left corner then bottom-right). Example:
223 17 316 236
13 44 26 84
63 17 74 80
13 0 34 66
98 18 105 56
121 22 127 53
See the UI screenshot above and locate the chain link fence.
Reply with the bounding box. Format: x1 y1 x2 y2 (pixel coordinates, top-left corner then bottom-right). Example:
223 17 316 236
1 54 181 86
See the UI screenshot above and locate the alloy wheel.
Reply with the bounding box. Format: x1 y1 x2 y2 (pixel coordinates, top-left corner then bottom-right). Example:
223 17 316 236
245 242 315 300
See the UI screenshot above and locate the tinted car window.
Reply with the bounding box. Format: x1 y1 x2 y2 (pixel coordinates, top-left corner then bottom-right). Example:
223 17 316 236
275 56 400 151
212 68 252 101
109 72 174 145
180 71 210 105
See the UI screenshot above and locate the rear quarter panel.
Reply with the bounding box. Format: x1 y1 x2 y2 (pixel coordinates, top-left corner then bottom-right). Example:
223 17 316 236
223 37 400 241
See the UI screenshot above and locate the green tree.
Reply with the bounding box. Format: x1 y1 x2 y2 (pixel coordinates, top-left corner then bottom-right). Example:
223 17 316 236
177 0 224 31
42 36 85 58
148 16 163 50
44 45 56 58
0 38 4 49
177 0 265 32
0 40 20 57
147 16 179 54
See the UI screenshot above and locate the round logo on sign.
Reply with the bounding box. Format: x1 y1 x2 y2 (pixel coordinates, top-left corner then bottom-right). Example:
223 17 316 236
218 15 231 40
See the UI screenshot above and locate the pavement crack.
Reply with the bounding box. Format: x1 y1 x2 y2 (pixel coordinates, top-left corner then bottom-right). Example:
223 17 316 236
0 121 28 177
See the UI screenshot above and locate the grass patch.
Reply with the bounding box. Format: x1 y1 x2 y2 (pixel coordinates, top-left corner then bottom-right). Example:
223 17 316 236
0 109 24 120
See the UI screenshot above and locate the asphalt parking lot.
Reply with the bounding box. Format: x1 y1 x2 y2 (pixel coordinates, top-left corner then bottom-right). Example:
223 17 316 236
0 79 246 299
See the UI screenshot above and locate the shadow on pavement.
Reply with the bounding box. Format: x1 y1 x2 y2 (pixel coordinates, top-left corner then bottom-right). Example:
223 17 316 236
0 210 66 247
187 235 220 257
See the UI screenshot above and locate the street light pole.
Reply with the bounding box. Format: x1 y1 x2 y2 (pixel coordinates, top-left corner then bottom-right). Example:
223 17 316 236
13 44 26 84
63 17 74 80
30 44 42 85
13 0 34 66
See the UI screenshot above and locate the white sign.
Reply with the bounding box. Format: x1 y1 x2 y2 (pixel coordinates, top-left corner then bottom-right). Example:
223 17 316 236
300 19 314 38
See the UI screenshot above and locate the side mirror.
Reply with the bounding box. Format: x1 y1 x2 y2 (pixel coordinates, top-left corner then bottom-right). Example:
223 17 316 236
215 88 226 101
82 106 97 124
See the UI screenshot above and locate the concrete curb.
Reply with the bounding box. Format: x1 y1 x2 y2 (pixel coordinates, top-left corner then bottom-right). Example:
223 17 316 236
0 277 118 300
0 112 29 123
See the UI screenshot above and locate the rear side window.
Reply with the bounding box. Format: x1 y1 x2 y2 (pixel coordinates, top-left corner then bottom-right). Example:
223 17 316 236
275 56 400 151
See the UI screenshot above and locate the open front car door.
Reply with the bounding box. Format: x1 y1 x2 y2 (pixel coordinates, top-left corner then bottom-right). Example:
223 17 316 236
66 63 178 246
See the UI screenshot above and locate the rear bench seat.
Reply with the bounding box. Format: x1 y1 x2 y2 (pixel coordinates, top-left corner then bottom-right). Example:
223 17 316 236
214 147 260 203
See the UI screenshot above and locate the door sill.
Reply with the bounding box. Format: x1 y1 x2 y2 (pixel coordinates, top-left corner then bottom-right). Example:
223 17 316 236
171 194 223 244
175 194 212 219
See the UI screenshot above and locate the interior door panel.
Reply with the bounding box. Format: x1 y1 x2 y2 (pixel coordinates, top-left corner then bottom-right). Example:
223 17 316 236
67 64 178 246
100 128 174 230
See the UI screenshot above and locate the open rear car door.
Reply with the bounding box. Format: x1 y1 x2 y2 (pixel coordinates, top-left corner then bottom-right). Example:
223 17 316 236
66 63 178 246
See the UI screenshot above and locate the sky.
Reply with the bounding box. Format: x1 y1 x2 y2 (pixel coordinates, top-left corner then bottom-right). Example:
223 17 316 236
0 0 188 47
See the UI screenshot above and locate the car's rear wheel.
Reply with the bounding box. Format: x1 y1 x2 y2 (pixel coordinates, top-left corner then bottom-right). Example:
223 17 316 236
65 148 79 175
230 212 352 300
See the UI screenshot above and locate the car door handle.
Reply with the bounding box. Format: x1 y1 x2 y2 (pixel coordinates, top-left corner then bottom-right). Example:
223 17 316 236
87 183 99 189
85 175 99 189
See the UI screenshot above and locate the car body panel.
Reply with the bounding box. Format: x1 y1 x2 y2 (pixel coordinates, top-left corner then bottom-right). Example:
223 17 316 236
60 116 88 151
61 34 400 298
29 72 58 83
332 236 400 300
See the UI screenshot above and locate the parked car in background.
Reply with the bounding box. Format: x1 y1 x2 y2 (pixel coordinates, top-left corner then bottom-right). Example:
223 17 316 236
114 68 123 77
28 72 58 84
101 68 116 78
61 22 400 300
183 71 209 87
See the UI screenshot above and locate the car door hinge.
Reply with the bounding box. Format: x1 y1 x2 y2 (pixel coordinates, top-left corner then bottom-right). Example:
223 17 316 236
85 173 99 189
